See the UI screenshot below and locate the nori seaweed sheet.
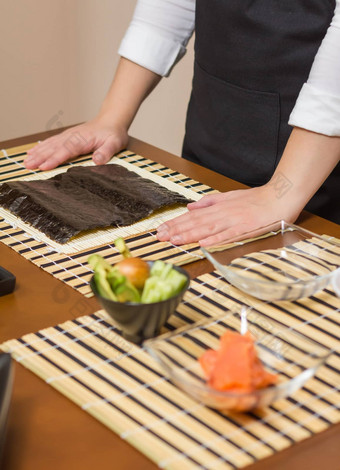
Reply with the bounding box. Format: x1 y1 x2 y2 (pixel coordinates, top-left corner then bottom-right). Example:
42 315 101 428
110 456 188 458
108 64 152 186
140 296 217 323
0 164 192 243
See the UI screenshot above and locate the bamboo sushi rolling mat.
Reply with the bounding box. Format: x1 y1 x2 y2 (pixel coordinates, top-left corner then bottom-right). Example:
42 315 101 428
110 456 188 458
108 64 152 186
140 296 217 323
0 142 217 296
1 142 340 469
1 266 339 470
0 143 208 254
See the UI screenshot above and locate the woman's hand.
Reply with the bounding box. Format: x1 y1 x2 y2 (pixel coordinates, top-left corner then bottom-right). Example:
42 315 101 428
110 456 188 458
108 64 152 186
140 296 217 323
24 58 162 172
157 127 340 246
157 185 300 247
24 117 128 171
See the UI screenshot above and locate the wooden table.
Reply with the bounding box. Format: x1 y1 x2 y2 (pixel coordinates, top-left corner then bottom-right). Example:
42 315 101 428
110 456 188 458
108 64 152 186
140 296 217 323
1 129 339 470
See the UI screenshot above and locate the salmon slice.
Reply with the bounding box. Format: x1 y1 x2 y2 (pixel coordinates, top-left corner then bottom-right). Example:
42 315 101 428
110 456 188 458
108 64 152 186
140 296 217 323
200 330 278 393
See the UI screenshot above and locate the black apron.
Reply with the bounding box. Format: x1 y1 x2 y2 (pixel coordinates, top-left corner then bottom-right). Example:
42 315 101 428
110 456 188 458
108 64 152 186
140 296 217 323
182 0 340 224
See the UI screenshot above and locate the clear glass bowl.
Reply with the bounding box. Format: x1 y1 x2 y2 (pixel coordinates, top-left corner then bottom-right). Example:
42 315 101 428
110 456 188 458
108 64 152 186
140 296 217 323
145 309 332 412
201 220 340 301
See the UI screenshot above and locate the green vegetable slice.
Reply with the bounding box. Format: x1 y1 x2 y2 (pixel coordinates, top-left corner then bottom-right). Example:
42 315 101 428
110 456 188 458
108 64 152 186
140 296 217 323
89 252 187 304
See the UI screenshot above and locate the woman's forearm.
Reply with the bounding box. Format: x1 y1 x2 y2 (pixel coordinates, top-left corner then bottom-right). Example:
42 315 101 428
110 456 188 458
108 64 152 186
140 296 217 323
265 127 340 218
97 57 162 130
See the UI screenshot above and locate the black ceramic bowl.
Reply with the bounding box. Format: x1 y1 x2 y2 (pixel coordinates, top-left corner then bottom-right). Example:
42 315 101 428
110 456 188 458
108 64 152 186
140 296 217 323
90 263 190 344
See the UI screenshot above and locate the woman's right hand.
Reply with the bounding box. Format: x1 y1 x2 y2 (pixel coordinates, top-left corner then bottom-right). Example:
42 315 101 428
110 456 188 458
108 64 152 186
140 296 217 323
24 117 129 171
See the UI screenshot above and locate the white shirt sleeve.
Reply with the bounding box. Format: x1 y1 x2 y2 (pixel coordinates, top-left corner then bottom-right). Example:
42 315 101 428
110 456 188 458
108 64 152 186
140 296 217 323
118 0 195 77
289 0 340 135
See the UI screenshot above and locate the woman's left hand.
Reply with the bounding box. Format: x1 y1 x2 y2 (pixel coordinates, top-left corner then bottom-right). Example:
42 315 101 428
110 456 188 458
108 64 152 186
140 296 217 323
156 185 299 246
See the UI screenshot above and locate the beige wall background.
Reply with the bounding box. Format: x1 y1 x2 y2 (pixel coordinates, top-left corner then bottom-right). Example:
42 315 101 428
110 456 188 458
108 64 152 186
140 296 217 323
0 0 194 156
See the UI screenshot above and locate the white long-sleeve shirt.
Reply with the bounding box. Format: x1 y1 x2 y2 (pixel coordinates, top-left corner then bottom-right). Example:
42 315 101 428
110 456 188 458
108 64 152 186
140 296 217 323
119 0 340 136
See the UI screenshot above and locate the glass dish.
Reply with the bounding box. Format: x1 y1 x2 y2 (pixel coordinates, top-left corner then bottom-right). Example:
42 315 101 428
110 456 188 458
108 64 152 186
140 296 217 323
201 220 340 301
332 267 340 297
145 309 332 412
